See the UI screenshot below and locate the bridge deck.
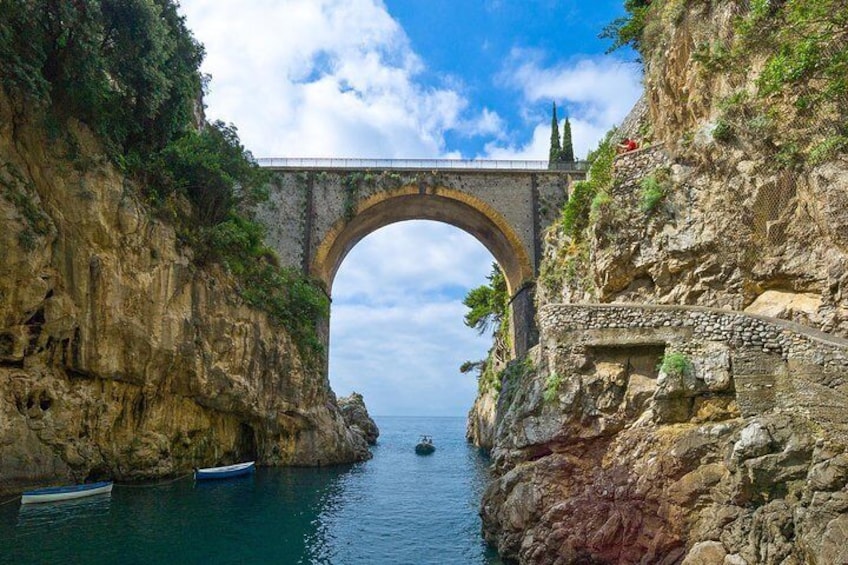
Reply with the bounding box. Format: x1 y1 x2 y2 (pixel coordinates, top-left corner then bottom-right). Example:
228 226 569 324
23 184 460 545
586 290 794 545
257 157 589 172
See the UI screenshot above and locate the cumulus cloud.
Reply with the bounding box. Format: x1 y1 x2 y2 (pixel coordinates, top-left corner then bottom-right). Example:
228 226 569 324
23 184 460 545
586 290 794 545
329 222 494 416
483 50 642 159
331 221 495 303
180 0 486 158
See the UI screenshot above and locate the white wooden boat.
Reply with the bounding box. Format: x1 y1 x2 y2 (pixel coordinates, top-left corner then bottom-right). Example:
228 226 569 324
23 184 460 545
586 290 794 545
21 481 113 504
194 461 255 481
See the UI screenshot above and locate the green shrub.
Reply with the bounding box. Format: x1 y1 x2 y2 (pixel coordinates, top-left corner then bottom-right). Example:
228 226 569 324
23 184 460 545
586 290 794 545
775 143 802 169
809 135 848 165
463 263 508 336
560 133 616 239
712 119 734 142
600 0 653 56
561 180 596 237
659 351 693 377
543 372 564 403
240 264 329 360
590 191 612 222
149 121 270 227
639 174 667 213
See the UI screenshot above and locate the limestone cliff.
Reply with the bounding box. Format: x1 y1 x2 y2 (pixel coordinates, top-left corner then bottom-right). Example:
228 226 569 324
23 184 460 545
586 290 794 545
0 93 369 495
542 1 848 336
477 1 848 563
338 392 380 445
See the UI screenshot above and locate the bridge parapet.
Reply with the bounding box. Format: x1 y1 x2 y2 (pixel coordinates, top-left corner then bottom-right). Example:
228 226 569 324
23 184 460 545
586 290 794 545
258 157 590 172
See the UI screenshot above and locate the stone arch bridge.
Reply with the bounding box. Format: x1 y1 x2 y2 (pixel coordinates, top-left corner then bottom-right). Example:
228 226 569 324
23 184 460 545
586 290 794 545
253 158 587 357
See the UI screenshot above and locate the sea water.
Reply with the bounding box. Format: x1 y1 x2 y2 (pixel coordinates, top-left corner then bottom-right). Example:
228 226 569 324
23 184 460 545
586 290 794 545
0 416 503 564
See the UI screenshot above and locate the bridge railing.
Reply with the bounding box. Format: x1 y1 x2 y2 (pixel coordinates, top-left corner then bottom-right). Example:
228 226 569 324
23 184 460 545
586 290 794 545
256 157 590 172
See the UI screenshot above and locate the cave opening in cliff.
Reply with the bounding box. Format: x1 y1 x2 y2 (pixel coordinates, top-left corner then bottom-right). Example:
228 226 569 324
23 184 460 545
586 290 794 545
327 220 496 418
237 422 258 461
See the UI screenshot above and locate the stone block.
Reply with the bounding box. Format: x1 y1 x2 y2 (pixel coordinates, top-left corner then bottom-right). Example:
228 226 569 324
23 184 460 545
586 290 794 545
734 374 777 417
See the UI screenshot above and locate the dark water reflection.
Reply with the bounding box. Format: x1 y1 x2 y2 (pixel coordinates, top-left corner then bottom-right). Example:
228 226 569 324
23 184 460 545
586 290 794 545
0 416 501 564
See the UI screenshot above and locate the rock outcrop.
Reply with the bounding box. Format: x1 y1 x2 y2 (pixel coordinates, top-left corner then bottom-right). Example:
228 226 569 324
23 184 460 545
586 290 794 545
477 1 848 562
481 305 848 563
466 388 497 450
338 392 379 445
0 93 369 494
540 2 848 338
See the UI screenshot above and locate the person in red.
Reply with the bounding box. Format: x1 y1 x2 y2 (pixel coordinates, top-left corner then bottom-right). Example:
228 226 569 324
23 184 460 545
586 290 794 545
617 137 639 153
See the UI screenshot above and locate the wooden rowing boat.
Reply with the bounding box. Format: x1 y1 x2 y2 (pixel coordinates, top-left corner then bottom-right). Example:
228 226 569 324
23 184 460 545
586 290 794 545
194 461 255 481
21 481 113 505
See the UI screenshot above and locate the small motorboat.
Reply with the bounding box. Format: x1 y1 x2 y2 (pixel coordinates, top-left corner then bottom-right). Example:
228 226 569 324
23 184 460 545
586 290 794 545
415 435 435 455
194 461 256 481
21 481 113 505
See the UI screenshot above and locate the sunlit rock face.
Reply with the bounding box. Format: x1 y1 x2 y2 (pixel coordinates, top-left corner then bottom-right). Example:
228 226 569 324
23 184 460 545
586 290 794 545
0 93 368 494
476 1 848 562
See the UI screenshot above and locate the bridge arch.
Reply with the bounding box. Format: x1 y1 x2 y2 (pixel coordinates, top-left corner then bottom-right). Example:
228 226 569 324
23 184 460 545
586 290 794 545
312 185 533 298
255 163 584 357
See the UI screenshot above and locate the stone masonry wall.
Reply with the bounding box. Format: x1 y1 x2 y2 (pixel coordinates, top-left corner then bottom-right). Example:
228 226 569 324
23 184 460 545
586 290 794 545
612 142 671 194
539 303 848 438
257 168 584 286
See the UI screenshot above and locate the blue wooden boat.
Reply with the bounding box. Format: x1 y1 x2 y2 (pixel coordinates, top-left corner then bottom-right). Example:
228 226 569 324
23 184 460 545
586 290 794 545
194 461 255 481
21 481 113 505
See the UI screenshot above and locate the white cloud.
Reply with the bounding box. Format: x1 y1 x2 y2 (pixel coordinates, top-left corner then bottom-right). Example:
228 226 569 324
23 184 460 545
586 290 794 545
328 222 495 417
180 0 481 158
331 221 495 303
483 50 642 160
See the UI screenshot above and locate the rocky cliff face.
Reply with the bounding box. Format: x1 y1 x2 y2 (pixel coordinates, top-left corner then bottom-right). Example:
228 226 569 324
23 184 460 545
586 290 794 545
0 94 369 494
338 392 380 445
541 1 848 337
477 1 848 563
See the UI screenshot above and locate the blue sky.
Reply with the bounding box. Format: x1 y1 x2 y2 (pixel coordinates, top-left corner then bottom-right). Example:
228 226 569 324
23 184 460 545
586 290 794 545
179 0 642 417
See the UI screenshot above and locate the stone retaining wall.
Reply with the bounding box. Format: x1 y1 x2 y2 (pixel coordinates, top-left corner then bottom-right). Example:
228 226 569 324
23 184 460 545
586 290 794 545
612 143 670 193
538 303 848 434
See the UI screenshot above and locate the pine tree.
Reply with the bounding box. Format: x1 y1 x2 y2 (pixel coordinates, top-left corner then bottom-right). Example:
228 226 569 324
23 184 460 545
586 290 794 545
549 102 561 164
560 116 575 162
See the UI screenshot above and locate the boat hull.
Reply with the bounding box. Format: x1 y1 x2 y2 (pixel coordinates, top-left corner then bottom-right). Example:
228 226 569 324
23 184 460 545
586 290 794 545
415 444 435 455
21 481 113 505
194 461 256 481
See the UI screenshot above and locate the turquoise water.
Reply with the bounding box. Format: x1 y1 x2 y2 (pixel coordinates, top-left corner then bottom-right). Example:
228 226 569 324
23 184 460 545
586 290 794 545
0 416 502 564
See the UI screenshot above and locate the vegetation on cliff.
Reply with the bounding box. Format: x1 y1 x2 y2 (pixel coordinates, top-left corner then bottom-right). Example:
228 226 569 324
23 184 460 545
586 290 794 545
0 0 328 359
538 132 616 297
604 0 847 165
460 263 511 394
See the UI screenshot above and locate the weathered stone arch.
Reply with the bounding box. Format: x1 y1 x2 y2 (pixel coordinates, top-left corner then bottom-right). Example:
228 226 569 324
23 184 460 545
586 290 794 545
255 165 584 358
311 185 533 297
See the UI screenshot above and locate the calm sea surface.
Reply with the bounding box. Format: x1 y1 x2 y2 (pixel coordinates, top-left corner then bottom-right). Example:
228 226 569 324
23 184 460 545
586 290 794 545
0 416 503 564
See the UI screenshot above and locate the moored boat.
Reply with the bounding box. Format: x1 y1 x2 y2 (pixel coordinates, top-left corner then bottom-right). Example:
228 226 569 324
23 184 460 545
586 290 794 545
415 435 435 455
21 481 113 505
194 461 256 481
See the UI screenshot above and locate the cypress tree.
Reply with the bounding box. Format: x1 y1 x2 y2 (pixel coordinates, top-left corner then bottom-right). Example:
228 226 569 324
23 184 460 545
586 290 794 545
560 116 575 162
549 102 561 164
